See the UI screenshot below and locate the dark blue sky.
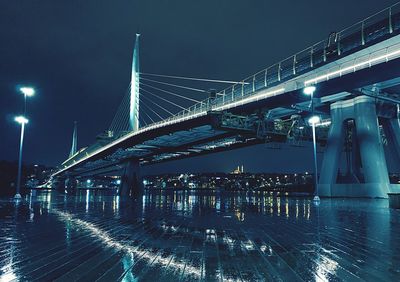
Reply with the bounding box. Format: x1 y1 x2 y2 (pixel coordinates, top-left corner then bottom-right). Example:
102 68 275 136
0 0 398 172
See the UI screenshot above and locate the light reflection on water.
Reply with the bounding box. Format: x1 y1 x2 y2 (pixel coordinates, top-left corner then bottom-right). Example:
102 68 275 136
0 189 399 281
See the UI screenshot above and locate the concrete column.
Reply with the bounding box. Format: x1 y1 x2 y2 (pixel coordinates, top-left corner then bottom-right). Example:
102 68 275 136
54 177 66 191
319 105 345 196
119 160 143 198
355 98 390 197
65 177 78 193
319 96 390 198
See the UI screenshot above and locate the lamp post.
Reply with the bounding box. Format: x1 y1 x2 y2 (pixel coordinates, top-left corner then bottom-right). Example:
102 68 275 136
14 86 35 199
14 116 29 199
303 86 320 202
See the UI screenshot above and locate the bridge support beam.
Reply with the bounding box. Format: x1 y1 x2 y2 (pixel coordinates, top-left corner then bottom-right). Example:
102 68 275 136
319 96 390 198
119 160 143 198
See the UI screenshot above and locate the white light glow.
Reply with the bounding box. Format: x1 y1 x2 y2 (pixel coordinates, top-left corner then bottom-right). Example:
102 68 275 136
316 120 331 127
20 87 35 97
305 48 400 85
53 209 201 278
308 116 321 125
303 86 316 95
14 116 29 124
214 87 285 112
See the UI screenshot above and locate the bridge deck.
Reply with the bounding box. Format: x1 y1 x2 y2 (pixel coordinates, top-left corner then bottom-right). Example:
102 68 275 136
56 3 400 177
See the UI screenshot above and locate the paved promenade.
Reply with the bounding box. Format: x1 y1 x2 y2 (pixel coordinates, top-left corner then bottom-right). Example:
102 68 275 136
1 190 400 281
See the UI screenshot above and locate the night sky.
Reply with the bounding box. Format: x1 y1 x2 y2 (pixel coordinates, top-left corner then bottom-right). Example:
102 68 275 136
1 0 398 173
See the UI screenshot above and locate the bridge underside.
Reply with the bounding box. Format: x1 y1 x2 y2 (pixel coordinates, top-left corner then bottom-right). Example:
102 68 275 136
59 58 400 180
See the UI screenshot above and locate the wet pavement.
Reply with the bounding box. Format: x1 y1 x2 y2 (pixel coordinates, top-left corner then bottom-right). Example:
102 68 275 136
1 189 400 281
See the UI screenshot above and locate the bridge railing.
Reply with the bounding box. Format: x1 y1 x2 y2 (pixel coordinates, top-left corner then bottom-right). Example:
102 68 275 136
163 2 400 122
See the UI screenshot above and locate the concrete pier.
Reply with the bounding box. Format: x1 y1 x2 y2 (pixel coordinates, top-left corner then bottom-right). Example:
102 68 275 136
319 96 390 198
119 159 143 198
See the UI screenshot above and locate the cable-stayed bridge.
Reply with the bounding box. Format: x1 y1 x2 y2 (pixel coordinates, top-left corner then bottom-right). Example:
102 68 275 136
53 3 400 198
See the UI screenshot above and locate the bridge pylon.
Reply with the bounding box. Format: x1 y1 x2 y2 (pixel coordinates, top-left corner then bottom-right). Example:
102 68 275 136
130 34 140 132
69 121 78 158
319 95 398 198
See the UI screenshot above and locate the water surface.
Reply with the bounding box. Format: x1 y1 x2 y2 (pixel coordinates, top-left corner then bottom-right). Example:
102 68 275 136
1 189 400 281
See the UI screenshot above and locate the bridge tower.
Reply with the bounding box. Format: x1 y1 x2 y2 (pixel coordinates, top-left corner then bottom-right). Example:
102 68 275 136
319 95 400 198
130 34 140 132
69 121 78 158
119 34 143 198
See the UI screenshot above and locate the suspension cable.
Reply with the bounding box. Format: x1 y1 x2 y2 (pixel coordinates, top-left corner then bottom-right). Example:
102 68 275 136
140 77 208 93
109 85 129 131
140 108 155 124
139 114 148 127
139 87 187 110
139 98 156 124
140 91 175 116
139 96 165 121
117 86 132 132
119 87 132 132
141 82 201 103
109 85 131 132
140 72 250 84
117 100 131 132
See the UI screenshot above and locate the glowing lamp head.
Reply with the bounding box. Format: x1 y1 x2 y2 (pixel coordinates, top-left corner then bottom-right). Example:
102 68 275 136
15 116 29 124
86 179 91 184
303 86 316 96
308 115 321 125
20 87 35 97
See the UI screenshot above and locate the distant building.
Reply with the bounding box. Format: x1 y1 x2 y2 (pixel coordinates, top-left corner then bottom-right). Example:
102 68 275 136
231 165 244 174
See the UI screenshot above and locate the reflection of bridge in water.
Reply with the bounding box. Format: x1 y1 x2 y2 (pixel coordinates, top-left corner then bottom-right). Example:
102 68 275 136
53 3 400 198
1 190 399 281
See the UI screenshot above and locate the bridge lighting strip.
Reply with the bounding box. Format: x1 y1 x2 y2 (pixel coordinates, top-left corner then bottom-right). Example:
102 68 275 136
315 120 331 127
304 48 400 85
213 88 286 112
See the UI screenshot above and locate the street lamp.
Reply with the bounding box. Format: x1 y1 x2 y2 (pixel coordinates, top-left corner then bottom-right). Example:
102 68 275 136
14 115 29 199
20 87 35 114
303 85 316 96
303 85 320 202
